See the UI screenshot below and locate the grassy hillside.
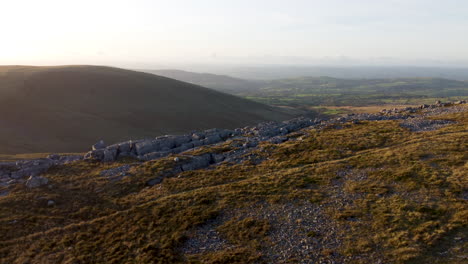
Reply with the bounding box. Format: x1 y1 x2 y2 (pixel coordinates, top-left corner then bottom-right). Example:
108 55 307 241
0 66 293 154
0 104 466 263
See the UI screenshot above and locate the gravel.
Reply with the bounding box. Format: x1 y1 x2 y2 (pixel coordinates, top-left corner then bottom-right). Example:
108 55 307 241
400 118 456 132
181 168 387 263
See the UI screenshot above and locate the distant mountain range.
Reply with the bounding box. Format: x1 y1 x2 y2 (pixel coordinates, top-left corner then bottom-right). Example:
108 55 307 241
0 66 293 154
153 65 468 81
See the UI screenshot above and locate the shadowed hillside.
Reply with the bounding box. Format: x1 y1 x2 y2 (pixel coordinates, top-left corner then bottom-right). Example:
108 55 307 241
0 66 293 154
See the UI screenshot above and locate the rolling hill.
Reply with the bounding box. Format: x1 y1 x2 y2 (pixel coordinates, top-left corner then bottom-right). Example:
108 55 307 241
145 70 468 107
144 69 263 93
0 66 293 154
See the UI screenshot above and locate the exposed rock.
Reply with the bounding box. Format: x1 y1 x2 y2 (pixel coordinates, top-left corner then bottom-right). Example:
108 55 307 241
181 154 212 171
47 154 60 160
147 176 164 186
47 200 55 206
100 164 136 178
212 154 225 163
191 132 205 141
10 159 55 179
58 155 82 164
140 151 172 161
84 149 105 161
202 134 222 145
173 135 192 146
109 141 134 156
25 176 49 188
102 148 118 162
134 140 157 156
269 136 289 144
192 140 203 147
400 118 456 132
242 140 258 148
80 100 466 166
92 140 106 150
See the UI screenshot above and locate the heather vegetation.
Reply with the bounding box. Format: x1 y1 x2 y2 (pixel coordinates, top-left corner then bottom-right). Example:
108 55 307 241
0 104 466 263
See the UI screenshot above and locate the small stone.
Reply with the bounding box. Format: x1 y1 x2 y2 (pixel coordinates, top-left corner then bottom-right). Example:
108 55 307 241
174 157 180 162
47 200 55 206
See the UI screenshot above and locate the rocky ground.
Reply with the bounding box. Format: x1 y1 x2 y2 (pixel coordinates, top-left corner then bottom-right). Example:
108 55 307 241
0 101 466 194
0 100 466 264
181 168 387 264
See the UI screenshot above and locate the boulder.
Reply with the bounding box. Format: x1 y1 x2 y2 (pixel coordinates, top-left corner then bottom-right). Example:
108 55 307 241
134 140 158 156
108 141 133 156
147 176 164 186
181 154 212 171
92 140 106 150
140 151 171 161
100 164 135 177
102 149 118 162
25 176 49 188
84 149 105 161
191 132 205 141
212 154 225 163
155 136 176 150
179 142 194 152
202 134 222 145
47 154 60 160
242 140 258 148
192 140 203 147
218 129 234 139
173 135 192 146
205 128 219 135
10 159 54 179
59 155 83 164
269 136 288 144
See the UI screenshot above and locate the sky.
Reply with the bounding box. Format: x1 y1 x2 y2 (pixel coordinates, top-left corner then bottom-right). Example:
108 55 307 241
1 0 468 67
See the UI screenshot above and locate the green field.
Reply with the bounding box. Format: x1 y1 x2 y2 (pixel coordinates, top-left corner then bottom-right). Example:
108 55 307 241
238 77 468 107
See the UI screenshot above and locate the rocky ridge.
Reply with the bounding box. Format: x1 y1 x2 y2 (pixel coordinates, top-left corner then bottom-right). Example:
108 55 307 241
0 100 465 191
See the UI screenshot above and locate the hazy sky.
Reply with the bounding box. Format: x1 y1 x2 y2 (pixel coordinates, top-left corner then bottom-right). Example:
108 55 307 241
1 0 468 67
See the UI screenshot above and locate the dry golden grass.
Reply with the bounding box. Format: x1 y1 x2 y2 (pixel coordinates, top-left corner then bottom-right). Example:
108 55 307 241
0 107 466 263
